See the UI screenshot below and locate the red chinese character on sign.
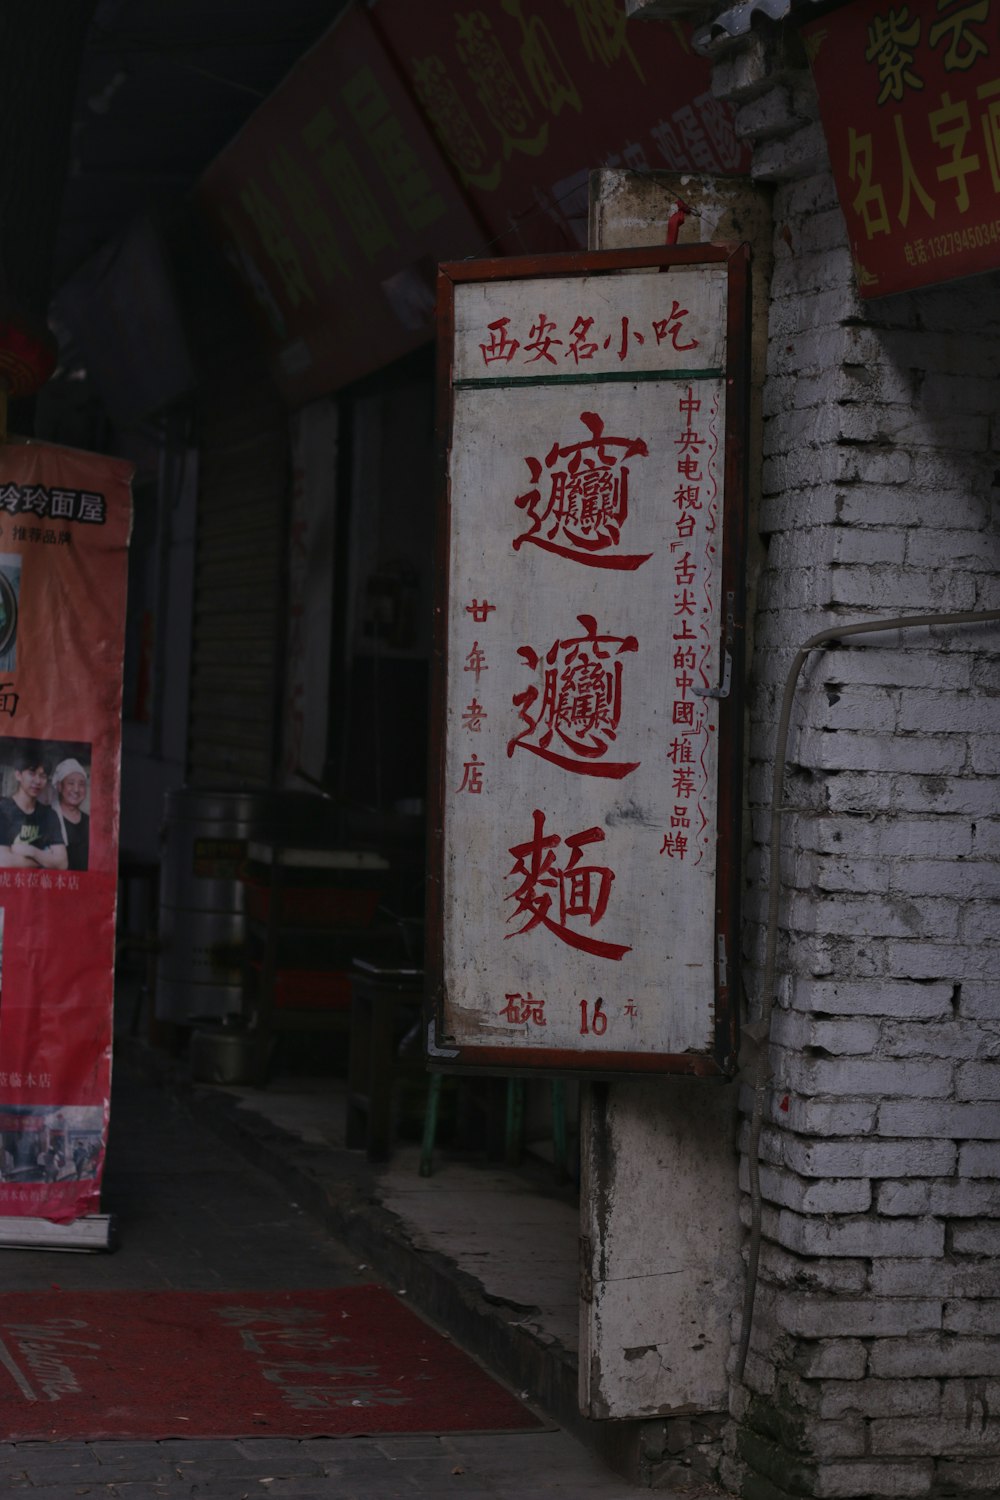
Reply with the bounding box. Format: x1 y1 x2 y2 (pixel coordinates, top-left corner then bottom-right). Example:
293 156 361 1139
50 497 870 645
464 641 488 682
465 598 496 622
603 316 645 361
652 301 698 352
675 484 702 513
462 698 487 732
673 765 695 797
661 831 688 859
524 313 563 364
499 991 547 1025
566 315 599 363
480 316 520 364
672 550 697 586
508 613 640 779
506 810 630 960
676 425 704 461
456 754 485 793
512 410 651 570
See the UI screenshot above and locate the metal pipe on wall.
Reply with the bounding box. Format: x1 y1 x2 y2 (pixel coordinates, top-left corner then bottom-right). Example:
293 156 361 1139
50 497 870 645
737 605 1000 1380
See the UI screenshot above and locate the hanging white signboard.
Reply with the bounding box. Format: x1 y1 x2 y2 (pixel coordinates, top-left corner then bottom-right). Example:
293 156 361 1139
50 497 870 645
429 246 750 1076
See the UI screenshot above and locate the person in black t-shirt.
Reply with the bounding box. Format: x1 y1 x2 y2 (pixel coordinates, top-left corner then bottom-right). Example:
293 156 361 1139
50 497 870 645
0 745 68 870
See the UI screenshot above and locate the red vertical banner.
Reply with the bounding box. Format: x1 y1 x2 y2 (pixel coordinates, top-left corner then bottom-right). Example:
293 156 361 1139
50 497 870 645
0 440 132 1224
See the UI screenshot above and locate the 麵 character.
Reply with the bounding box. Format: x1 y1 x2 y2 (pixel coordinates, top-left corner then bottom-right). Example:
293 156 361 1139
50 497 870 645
505 809 630 960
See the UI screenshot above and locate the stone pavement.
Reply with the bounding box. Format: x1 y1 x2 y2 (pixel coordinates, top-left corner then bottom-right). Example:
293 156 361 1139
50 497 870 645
0 1433 654 1498
0 1063 668 1498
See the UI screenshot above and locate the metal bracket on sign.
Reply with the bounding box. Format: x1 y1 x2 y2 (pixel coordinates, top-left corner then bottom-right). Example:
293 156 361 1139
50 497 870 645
716 935 728 990
427 1019 460 1060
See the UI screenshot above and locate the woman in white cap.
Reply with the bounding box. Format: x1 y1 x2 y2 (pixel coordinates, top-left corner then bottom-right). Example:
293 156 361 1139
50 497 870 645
52 758 89 872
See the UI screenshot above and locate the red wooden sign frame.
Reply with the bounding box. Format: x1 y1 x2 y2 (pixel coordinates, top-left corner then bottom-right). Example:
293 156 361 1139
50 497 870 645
427 245 750 1078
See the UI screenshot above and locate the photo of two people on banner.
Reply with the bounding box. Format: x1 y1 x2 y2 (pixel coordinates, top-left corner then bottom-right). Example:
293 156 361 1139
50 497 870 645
0 739 91 872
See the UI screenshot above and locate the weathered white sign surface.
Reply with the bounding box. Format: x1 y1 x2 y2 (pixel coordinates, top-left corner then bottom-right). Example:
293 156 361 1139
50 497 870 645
432 249 747 1073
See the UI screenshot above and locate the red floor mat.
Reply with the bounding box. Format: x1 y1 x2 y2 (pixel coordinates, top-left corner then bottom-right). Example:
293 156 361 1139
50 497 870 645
0 1286 542 1440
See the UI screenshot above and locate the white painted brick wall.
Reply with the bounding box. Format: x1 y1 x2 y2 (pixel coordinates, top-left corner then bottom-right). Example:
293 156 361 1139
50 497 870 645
881 1021 1000 1060
952 1223 1000 1256
792 1340 868 1381
774 1211 946 1261
764 1288 942 1341
877 1092 1000 1134
714 32 1000 1500
869 1338 1000 1380
780 1136 958 1180
758 1241 868 1295
870 1260 1000 1299
960 981 1000 1020
743 1160 873 1216
960 1142 1000 1176
814 1461 935 1498
815 1378 941 1420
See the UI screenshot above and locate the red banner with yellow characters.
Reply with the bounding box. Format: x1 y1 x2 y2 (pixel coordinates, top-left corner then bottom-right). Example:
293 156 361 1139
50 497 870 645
804 0 1000 297
0 440 132 1223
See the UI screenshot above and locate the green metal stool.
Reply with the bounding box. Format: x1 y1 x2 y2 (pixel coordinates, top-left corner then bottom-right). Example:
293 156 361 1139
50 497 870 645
420 1074 568 1178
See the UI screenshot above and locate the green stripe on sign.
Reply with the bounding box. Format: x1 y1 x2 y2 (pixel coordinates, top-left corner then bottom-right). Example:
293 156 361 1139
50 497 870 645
453 368 724 390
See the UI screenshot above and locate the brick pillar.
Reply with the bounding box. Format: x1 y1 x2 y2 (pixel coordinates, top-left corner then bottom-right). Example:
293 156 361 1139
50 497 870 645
713 32 1000 1500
